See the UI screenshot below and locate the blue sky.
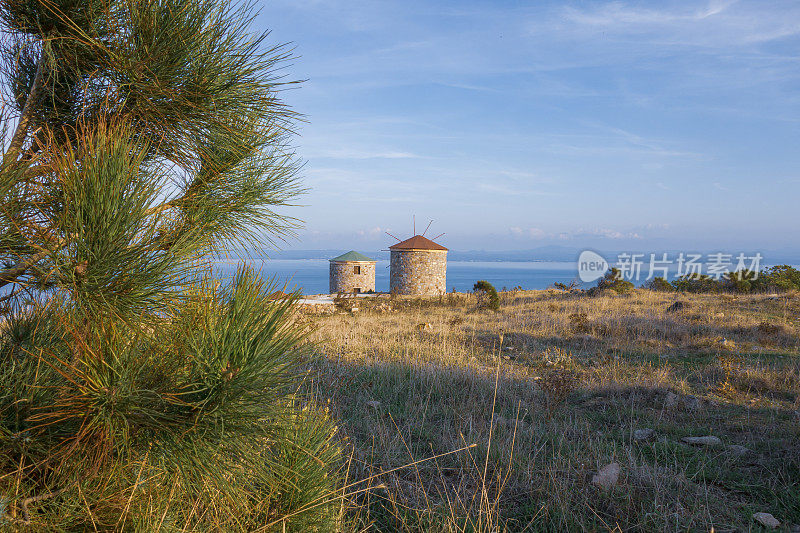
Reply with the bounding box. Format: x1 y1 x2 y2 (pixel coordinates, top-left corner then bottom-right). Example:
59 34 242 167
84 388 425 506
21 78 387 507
256 1 800 253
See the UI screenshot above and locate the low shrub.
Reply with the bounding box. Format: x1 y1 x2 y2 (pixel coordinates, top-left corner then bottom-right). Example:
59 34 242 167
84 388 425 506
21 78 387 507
588 268 634 296
651 265 800 294
473 280 500 311
671 274 721 293
725 269 757 292
756 265 800 292
553 280 579 291
568 312 591 333
644 277 674 292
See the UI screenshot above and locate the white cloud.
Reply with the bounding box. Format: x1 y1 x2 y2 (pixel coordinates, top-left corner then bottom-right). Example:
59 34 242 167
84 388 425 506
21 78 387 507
573 228 643 240
557 1 800 47
560 1 735 28
642 223 671 230
510 227 547 239
306 148 421 160
510 227 641 240
356 226 384 238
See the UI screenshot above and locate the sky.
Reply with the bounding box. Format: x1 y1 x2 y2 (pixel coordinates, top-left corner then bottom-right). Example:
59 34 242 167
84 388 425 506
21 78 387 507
255 0 800 254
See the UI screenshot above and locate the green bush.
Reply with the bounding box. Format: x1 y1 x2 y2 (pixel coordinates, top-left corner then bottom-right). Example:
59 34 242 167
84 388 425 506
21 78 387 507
473 280 500 311
758 265 800 292
654 266 800 294
644 277 674 292
671 274 721 293
725 269 757 292
589 268 634 295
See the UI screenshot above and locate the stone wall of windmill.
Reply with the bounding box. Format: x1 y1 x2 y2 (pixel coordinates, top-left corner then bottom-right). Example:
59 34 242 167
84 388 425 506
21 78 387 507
388 235 448 296
329 251 376 293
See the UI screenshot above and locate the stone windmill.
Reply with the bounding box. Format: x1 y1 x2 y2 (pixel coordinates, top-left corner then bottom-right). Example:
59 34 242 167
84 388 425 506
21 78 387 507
387 219 447 295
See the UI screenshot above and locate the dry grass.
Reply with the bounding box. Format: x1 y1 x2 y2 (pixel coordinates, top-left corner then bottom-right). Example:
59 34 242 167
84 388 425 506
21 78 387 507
301 289 800 532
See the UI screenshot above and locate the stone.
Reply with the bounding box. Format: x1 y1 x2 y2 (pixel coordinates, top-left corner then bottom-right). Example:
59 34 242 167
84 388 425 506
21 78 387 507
682 395 702 411
633 428 654 441
682 436 722 446
664 391 679 408
788 524 800 533
752 512 780 529
666 300 690 313
664 392 702 411
366 400 381 409
727 444 750 456
592 462 620 490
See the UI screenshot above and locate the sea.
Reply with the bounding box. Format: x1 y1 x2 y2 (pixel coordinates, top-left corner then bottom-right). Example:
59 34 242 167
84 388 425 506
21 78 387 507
215 259 585 295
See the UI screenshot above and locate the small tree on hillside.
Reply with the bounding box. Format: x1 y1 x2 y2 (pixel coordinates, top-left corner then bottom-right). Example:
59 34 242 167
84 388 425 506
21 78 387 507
473 280 500 311
588 267 634 295
0 1 339 529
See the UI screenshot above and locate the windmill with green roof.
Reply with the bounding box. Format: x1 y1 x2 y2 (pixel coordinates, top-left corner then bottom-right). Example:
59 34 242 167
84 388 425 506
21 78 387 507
329 251 376 294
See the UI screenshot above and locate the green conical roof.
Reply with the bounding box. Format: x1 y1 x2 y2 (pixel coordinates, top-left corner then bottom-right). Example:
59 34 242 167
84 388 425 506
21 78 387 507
329 250 375 262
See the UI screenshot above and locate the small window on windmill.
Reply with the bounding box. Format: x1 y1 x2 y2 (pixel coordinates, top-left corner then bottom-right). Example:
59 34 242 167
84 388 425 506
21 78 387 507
353 265 361 275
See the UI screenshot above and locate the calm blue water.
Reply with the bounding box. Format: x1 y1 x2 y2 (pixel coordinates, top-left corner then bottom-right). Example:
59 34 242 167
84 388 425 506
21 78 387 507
215 260 582 295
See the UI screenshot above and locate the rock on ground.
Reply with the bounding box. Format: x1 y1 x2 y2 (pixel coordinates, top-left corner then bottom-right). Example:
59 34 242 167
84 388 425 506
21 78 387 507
727 444 750 456
681 435 722 446
682 395 702 411
592 462 620 490
666 300 690 312
664 391 679 408
633 428 654 441
664 392 702 411
752 512 780 529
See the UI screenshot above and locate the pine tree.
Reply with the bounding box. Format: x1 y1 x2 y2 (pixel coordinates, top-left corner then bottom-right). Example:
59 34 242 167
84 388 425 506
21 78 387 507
0 1 341 529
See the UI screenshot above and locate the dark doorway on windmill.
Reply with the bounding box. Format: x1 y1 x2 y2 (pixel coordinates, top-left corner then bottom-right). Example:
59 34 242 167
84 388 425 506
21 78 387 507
353 287 361 294
353 265 361 274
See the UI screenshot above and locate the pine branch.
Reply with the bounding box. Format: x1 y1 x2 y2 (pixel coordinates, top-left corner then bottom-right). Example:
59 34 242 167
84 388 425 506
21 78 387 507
8 486 68 526
0 2 341 528
144 200 173 217
0 286 22 303
4 54 45 166
0 249 50 289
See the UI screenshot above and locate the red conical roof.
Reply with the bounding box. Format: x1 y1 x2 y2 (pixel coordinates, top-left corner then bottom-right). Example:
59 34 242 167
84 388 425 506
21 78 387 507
389 235 448 251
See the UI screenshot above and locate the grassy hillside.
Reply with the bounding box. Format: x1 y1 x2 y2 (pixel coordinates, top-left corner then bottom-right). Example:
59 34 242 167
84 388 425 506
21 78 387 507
301 289 800 532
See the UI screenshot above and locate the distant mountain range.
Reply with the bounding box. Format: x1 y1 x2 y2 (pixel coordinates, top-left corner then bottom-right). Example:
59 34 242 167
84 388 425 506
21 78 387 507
243 246 800 266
